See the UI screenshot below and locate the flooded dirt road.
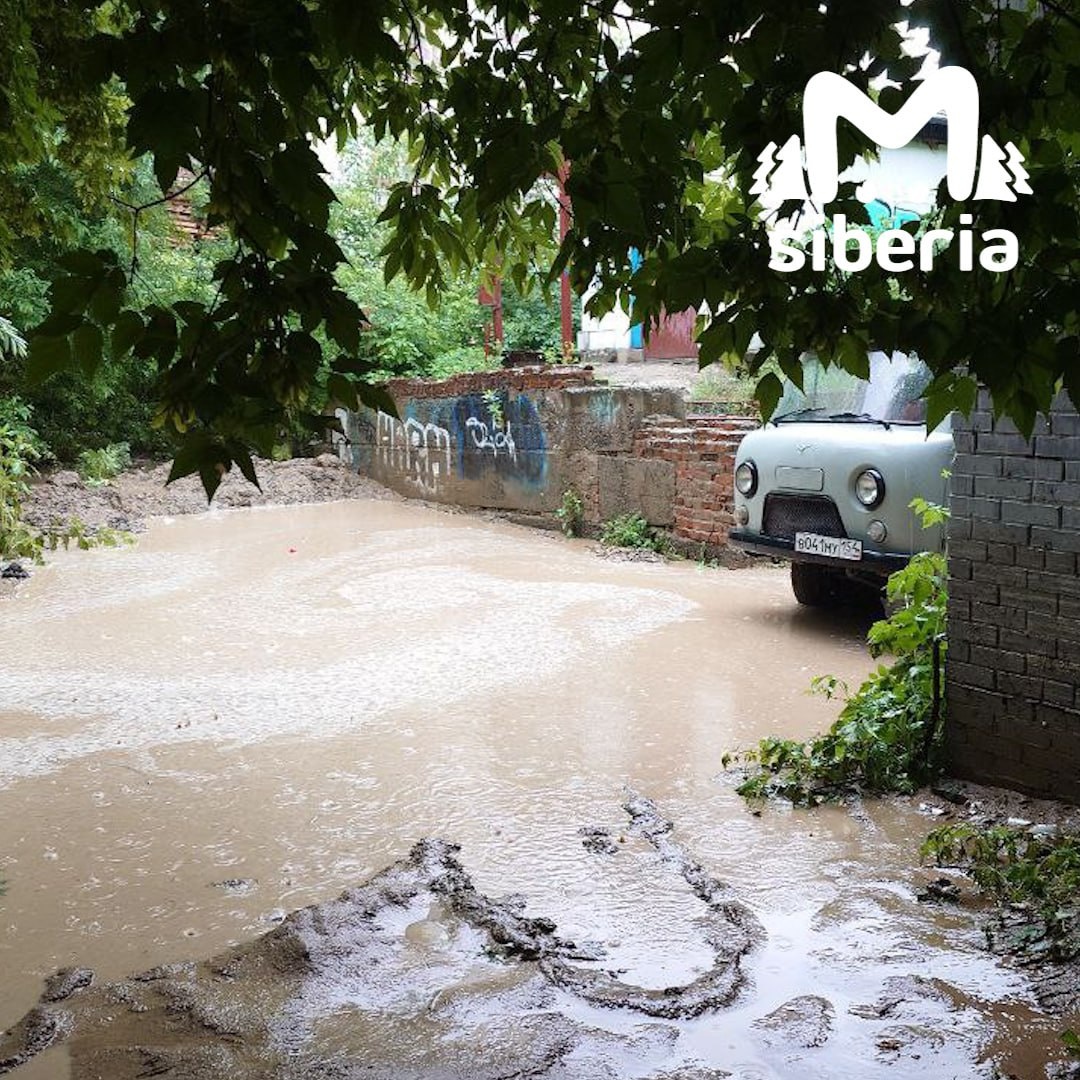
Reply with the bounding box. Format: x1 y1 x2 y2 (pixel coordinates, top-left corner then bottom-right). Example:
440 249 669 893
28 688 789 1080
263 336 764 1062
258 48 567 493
0 500 1073 1077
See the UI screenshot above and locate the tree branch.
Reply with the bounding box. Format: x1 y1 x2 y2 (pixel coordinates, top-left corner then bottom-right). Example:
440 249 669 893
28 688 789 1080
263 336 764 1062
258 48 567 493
1040 0 1080 32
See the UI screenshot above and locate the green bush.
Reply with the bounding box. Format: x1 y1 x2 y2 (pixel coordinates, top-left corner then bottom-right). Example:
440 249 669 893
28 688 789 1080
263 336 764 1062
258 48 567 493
1 399 134 562
0 159 210 463
555 488 584 537
77 441 131 485
725 503 948 806
0 411 45 563
500 279 579 356
598 512 668 552
332 134 572 382
428 345 499 381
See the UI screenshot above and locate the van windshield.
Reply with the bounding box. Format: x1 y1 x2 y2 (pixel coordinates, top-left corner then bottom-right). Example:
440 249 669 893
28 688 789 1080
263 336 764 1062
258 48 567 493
772 351 932 425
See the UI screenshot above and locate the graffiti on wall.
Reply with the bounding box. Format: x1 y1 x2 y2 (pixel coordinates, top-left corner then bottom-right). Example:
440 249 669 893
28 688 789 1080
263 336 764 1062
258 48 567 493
368 391 549 494
376 411 452 495
452 392 546 487
465 416 517 462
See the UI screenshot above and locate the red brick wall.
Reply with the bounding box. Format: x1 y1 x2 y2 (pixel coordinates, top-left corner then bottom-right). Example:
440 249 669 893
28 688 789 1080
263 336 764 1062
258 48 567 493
634 415 758 545
385 366 593 400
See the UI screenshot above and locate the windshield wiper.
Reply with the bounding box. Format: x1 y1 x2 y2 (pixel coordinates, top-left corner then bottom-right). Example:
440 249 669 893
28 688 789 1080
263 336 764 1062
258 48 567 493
824 411 892 428
772 407 828 423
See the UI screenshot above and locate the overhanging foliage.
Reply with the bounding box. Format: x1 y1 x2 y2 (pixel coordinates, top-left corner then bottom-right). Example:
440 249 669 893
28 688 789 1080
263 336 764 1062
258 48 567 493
2 1 1078 492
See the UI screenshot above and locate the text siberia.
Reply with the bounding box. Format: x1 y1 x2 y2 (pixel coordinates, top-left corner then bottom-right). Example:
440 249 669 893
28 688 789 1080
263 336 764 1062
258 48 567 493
768 213 1019 274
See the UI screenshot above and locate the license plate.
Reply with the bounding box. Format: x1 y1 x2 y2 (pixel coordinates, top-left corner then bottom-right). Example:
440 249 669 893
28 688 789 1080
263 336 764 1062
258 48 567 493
794 532 862 561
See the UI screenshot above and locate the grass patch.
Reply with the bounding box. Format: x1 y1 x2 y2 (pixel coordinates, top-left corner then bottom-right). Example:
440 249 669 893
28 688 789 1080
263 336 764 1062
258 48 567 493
598 512 669 553
688 366 757 411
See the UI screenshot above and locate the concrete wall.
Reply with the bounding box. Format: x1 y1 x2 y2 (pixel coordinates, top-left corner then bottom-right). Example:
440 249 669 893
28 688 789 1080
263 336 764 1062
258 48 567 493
947 390 1080 803
337 367 685 516
337 368 754 555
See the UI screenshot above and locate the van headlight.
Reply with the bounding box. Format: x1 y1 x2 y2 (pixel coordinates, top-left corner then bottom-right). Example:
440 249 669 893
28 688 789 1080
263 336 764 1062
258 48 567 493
855 469 885 508
735 461 758 497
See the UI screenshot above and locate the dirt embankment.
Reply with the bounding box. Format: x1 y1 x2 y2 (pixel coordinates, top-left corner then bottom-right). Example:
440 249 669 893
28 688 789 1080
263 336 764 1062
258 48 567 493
24 454 399 532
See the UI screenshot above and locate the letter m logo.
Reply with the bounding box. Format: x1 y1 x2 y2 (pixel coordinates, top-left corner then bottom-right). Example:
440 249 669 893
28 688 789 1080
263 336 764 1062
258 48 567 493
751 66 1031 206
804 67 979 203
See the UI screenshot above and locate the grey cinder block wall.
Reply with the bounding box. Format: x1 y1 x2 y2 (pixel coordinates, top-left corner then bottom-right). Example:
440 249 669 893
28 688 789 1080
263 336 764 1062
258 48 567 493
947 390 1080 803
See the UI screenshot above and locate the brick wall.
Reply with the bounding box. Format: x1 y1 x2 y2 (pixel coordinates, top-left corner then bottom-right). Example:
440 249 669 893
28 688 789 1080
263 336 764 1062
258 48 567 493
383 366 593 399
634 414 758 548
947 390 1080 803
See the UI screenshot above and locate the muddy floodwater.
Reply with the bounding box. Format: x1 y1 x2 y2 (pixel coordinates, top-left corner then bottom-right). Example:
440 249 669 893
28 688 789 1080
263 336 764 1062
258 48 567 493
0 499 1073 1078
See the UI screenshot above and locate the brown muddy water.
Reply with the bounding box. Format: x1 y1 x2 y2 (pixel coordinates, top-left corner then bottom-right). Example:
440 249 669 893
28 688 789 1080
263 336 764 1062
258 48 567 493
0 499 1072 1078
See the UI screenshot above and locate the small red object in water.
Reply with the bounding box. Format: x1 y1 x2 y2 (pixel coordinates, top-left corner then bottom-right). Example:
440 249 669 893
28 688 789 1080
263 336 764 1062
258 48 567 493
288 547 297 553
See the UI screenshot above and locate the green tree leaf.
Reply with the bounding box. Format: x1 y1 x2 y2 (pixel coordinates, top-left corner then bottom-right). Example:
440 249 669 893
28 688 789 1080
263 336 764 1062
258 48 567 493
26 334 73 385
755 371 784 421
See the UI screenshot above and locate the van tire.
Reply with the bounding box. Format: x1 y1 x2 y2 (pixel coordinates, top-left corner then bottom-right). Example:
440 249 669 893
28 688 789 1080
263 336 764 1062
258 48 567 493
790 562 843 607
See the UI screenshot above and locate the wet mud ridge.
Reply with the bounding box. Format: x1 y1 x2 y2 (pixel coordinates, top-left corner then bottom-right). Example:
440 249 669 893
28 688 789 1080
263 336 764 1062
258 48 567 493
548 790 764 1018
0 793 762 1080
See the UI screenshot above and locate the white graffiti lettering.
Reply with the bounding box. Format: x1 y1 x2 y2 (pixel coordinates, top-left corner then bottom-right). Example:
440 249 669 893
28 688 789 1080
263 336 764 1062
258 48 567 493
376 411 451 494
465 416 517 463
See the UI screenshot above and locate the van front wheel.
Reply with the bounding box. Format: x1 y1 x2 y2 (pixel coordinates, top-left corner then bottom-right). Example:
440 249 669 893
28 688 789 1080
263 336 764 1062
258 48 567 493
790 562 844 607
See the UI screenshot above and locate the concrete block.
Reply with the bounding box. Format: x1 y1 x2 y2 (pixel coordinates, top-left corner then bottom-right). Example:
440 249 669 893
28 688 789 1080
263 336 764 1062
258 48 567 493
951 495 1000 522
953 452 1001 477
1002 456 1064 481
1031 526 1080 554
999 586 1056 614
971 520 1030 546
974 477 1032 500
995 671 1043 699
971 601 1026 630
948 660 997 690
1014 545 1045 570
985 541 1019 565
1032 480 1080 504
1051 411 1080 435
978 431 1036 455
1034 434 1080 459
948 539 988 563
597 455 676 527
971 562 1026 588
1041 552 1075 578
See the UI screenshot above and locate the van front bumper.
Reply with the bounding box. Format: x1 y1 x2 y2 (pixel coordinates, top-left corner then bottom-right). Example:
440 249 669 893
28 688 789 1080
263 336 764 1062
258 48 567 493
728 529 911 575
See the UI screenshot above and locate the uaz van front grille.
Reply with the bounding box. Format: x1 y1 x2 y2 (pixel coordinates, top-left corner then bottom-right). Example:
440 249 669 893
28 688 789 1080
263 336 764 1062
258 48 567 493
762 494 847 540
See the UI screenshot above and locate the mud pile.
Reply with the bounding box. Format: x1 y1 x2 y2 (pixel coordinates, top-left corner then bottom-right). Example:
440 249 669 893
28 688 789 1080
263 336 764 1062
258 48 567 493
0 794 760 1080
21 454 396 537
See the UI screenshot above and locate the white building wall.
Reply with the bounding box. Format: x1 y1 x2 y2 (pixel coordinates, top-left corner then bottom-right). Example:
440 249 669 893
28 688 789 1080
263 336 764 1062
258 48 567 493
577 299 633 352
